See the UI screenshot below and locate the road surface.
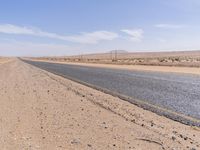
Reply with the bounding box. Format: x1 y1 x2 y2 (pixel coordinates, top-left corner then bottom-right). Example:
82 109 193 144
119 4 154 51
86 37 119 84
23 59 200 125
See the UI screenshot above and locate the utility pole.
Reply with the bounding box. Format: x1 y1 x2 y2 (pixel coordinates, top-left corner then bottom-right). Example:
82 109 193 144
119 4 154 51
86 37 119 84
115 50 117 61
79 53 83 61
111 50 118 62
80 54 83 61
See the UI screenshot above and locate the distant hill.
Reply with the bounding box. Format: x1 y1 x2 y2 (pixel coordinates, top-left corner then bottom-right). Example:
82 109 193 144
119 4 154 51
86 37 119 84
109 50 128 53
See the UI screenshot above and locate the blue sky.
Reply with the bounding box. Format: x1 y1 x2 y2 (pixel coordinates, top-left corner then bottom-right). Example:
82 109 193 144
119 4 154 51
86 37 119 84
0 0 200 56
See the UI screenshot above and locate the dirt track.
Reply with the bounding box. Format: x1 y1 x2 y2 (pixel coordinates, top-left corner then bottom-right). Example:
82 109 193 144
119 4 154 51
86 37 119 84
0 59 199 150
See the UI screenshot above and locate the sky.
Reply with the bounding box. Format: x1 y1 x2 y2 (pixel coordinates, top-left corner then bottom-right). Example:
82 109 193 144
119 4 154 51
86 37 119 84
1 0 200 56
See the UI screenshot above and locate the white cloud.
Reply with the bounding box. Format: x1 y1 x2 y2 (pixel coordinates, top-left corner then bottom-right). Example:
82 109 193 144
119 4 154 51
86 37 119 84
0 41 81 56
66 31 118 44
121 29 144 42
155 24 185 29
0 24 118 44
157 38 167 43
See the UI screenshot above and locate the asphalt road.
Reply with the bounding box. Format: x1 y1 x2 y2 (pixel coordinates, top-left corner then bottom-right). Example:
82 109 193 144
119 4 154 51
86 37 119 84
23 60 200 124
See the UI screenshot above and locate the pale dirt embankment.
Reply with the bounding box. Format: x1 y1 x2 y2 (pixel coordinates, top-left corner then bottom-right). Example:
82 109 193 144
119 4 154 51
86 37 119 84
0 59 199 150
0 57 11 64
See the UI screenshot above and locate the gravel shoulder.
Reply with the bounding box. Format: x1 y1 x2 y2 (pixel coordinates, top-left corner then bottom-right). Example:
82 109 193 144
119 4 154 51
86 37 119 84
0 59 199 150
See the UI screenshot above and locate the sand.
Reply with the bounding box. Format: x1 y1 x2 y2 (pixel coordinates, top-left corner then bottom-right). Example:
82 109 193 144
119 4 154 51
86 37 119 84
0 59 199 150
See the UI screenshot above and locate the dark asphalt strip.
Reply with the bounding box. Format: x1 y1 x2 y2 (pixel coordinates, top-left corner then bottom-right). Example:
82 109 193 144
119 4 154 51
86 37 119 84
22 59 200 127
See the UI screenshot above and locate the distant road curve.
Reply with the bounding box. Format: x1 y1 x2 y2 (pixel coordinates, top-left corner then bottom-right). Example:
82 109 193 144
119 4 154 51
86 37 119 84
22 59 200 126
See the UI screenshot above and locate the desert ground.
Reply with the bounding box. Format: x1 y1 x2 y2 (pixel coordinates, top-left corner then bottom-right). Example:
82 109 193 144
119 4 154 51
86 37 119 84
30 50 200 76
33 50 200 67
0 58 199 150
